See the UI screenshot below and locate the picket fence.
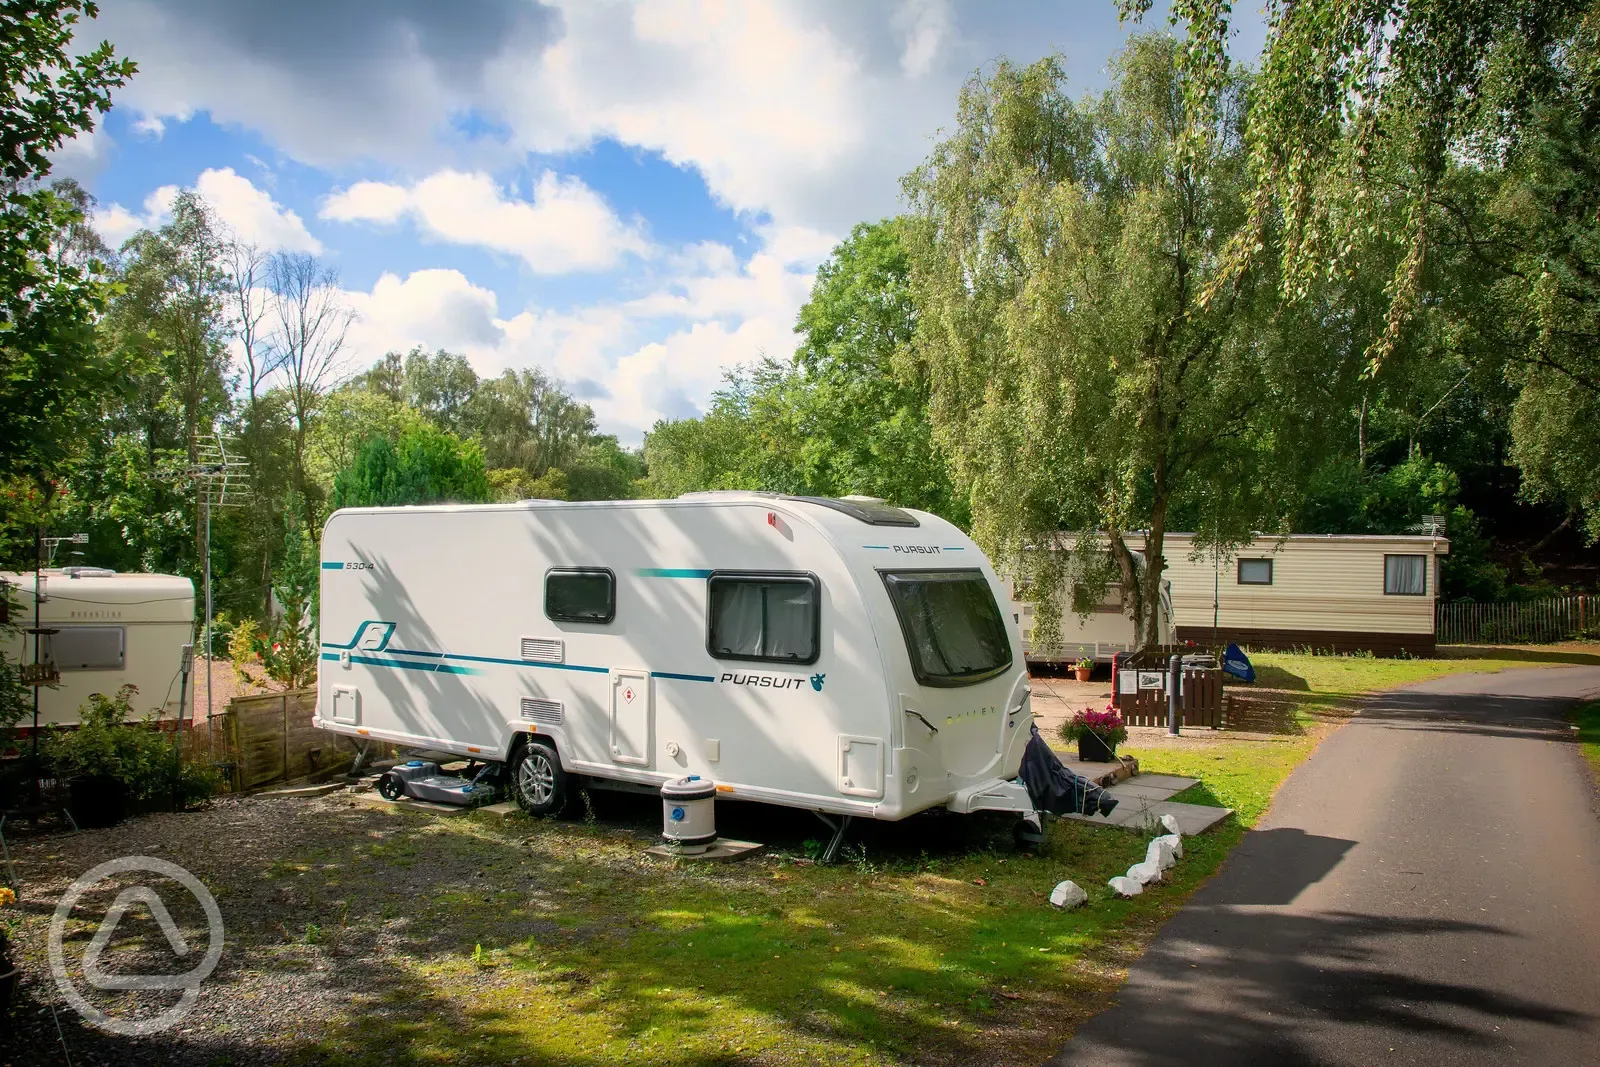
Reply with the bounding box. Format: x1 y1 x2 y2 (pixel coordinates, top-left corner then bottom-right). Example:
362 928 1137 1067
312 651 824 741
1435 595 1599 645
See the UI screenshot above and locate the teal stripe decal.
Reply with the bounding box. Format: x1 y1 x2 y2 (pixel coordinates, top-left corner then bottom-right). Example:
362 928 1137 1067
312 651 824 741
652 670 715 683
635 568 713 578
321 652 482 676
321 561 345 570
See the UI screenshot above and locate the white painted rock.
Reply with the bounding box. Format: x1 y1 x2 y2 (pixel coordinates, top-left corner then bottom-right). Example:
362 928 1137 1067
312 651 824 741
1146 837 1177 871
1049 880 1088 909
1107 875 1143 897
1127 859 1163 885
1160 813 1183 837
1154 832 1183 860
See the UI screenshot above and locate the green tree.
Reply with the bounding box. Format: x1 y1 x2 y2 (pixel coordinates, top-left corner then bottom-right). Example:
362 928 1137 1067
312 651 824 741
902 38 1353 647
107 191 234 559
331 425 491 509
790 219 962 519
0 1 134 484
262 495 318 690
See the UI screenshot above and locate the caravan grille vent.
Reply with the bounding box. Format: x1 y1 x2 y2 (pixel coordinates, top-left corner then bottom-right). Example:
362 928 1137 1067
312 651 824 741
520 697 564 725
520 637 564 663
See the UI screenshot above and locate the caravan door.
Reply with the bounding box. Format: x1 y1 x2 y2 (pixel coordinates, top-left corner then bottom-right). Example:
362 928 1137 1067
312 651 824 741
609 669 652 767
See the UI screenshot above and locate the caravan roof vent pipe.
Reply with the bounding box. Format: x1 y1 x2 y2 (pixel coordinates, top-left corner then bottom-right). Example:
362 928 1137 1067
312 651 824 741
660 775 718 855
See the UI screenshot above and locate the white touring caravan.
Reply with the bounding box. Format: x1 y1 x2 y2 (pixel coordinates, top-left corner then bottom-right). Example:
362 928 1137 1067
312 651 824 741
1 568 195 728
315 493 1039 832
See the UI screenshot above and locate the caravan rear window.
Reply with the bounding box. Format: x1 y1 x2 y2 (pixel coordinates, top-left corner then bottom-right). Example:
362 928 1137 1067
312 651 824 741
707 573 819 664
882 570 1012 688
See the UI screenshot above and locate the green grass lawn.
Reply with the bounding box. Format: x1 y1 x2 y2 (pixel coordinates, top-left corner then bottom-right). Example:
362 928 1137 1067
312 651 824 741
1574 699 1600 784
300 800 1244 1067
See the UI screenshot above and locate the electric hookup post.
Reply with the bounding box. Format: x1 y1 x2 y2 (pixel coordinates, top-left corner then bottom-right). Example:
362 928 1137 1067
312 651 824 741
1167 654 1181 736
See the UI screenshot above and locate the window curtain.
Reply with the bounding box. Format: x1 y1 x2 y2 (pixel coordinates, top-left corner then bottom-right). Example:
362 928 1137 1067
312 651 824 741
711 582 764 656
1386 555 1426 595
762 584 815 659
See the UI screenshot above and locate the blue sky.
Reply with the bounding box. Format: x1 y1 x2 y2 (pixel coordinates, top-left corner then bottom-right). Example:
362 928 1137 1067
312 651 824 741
55 0 1264 444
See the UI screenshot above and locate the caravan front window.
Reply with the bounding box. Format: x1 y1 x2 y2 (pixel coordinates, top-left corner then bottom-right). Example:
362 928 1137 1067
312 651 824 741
882 570 1012 688
707 573 820 664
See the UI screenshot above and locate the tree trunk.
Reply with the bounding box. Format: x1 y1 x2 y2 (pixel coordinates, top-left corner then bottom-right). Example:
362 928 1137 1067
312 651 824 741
1107 528 1146 649
1140 496 1169 649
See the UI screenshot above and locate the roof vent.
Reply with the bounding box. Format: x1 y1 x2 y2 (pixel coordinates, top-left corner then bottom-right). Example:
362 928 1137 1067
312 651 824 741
784 496 919 527
61 567 116 578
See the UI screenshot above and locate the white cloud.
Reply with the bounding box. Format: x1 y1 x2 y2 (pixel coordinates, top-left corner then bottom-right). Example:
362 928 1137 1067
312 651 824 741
196 168 321 252
322 169 650 273
93 168 320 252
894 0 952 78
337 225 829 443
343 269 506 358
131 114 168 138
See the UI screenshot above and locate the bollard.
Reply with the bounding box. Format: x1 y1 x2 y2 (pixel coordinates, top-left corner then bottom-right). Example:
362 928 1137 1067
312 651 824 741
1167 654 1181 736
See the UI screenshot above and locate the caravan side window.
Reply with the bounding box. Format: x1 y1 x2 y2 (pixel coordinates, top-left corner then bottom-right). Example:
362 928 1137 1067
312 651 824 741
51 626 125 670
707 573 820 665
1383 554 1427 596
545 568 616 623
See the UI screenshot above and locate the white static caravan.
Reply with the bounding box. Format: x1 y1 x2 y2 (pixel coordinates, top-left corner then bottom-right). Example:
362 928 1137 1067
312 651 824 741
314 493 1038 825
1 569 195 727
1000 576 1175 665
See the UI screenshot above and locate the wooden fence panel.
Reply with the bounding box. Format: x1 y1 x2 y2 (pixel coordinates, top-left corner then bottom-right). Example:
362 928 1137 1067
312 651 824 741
1437 595 1597 645
222 688 358 790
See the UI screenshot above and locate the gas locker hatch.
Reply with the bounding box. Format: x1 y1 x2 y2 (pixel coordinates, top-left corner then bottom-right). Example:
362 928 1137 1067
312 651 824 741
610 668 652 767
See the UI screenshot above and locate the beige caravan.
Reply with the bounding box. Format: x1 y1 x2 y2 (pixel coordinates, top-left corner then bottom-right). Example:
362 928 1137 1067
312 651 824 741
1158 532 1450 655
3 568 195 728
1005 531 1449 659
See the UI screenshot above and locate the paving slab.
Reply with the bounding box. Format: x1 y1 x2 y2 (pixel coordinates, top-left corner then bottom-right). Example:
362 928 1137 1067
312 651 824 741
476 801 522 820
1123 773 1200 793
645 839 765 862
1058 755 1138 788
1111 781 1197 802
351 792 472 817
259 782 344 798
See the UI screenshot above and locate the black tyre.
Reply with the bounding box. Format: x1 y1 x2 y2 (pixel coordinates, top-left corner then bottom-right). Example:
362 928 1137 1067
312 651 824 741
376 771 406 801
509 739 569 816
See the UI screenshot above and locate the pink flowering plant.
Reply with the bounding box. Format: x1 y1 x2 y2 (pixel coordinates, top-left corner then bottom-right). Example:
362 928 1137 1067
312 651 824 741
1060 704 1128 748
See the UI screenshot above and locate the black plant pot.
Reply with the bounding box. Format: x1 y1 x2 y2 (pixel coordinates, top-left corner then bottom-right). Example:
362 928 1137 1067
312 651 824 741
1077 733 1115 764
67 774 126 829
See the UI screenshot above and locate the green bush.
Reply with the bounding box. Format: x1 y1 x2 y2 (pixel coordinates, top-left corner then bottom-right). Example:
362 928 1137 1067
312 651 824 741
46 685 222 809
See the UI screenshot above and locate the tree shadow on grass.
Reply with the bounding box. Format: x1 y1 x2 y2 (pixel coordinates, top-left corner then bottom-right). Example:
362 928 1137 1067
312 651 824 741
1438 644 1600 666
6 791 1162 1067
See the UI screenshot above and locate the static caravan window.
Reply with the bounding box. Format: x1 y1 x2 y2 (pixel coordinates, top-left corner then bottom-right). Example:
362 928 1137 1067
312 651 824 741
51 626 125 670
707 573 820 665
1384 554 1427 596
882 570 1012 688
545 568 616 623
1237 559 1273 585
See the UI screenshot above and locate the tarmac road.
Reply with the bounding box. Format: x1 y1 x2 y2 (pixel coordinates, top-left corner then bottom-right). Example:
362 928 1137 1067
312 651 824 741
1052 666 1600 1067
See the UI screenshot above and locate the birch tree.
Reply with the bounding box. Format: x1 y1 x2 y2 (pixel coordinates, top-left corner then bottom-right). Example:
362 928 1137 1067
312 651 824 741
903 36 1352 648
268 251 354 524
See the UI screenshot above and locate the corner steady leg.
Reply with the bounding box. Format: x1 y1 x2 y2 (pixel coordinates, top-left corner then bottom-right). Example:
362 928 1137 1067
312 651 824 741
813 812 854 865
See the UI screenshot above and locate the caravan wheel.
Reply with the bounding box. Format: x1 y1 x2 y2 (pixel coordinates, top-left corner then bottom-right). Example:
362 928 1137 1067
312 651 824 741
510 739 568 816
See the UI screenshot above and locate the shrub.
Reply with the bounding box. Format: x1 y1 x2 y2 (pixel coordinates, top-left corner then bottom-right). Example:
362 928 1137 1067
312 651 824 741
46 686 222 809
1060 705 1128 748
